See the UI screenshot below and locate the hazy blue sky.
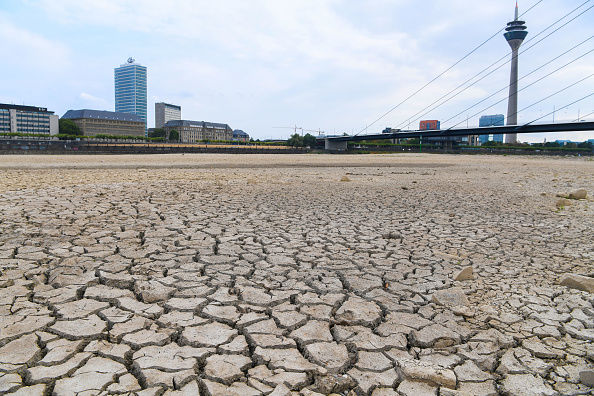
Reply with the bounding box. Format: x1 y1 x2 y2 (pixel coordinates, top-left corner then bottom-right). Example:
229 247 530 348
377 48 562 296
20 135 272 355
1 0 593 142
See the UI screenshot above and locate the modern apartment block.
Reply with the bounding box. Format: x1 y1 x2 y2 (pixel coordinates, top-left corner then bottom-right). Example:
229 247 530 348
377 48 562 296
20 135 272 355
115 58 147 131
163 120 233 142
61 109 145 137
478 114 504 144
0 103 58 135
155 102 181 129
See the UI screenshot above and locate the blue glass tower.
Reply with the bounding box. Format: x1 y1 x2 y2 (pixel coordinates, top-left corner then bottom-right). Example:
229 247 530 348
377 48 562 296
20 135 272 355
115 58 147 133
479 114 505 144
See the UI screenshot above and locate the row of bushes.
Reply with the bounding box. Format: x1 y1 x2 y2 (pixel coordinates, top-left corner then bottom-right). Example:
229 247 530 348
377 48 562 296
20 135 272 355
93 134 165 142
0 132 166 142
0 132 55 138
196 139 286 146
54 134 166 142
0 133 287 146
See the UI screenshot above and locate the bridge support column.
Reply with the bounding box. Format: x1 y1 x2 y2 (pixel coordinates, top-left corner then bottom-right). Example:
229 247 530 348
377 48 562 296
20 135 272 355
444 140 453 152
325 139 348 150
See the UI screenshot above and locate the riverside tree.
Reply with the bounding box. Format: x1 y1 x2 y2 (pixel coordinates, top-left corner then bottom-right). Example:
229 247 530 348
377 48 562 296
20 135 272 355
59 119 82 136
149 128 166 138
303 133 317 148
169 129 179 141
287 133 303 147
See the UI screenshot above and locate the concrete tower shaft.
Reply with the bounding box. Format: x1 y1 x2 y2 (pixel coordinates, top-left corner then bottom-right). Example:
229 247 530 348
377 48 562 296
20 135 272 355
504 2 528 144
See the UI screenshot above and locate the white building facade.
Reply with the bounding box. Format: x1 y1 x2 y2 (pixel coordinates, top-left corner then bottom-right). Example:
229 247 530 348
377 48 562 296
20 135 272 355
155 102 181 129
0 103 58 135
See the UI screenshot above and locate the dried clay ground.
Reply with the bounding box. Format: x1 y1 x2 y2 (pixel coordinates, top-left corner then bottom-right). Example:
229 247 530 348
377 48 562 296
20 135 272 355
0 153 593 396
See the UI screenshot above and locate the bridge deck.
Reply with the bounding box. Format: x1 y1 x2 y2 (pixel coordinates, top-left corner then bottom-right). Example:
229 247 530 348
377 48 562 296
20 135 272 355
324 121 594 141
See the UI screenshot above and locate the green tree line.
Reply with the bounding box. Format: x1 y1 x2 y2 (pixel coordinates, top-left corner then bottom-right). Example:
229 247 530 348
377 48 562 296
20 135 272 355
286 133 317 148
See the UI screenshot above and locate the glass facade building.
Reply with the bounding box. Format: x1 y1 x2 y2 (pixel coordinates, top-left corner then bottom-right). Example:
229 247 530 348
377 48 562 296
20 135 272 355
0 103 58 135
479 114 504 144
115 58 147 133
0 109 9 133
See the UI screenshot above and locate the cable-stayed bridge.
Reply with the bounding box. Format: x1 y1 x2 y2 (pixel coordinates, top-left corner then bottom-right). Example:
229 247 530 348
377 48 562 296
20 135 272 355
332 2 594 151
322 121 594 150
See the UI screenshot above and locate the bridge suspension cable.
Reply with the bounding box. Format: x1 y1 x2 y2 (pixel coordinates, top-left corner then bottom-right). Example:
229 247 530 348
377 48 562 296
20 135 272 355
515 75 594 121
442 39 594 124
353 0 545 135
525 92 594 125
399 1 594 129
445 72 594 130
398 41 593 129
572 110 594 122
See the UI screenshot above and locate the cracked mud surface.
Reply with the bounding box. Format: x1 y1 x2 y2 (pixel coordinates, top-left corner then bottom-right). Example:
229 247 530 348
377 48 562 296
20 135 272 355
1 153 593 396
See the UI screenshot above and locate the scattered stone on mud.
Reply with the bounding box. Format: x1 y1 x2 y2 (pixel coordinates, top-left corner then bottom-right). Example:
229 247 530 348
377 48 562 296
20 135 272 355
431 287 470 307
567 188 588 200
556 198 573 208
453 266 474 281
559 273 594 293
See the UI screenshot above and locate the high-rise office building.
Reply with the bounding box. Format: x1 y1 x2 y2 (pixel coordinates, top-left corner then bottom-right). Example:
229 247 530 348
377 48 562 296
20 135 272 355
479 114 505 127
115 57 147 132
504 2 528 143
155 102 181 129
0 103 58 135
479 114 504 144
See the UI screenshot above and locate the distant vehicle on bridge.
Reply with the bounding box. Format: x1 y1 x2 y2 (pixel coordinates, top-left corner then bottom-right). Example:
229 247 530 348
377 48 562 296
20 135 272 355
420 120 440 130
382 127 401 134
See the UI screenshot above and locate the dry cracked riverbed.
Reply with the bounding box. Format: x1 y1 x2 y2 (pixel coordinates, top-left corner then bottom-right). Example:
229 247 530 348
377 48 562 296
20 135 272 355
1 153 594 396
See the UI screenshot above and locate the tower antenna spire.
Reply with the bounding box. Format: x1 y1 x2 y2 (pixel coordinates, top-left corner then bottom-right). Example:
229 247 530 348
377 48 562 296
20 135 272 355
515 1 519 21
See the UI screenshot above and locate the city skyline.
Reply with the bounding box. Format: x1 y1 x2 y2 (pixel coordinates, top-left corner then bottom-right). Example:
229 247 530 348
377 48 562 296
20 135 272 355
1 0 593 142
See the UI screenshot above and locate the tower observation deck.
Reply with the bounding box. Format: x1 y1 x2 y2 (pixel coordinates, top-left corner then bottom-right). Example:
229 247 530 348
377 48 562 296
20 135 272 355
504 2 528 144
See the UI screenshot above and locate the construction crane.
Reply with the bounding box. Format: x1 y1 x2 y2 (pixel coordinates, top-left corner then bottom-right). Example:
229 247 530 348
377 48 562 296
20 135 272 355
272 126 325 136
272 126 303 136
303 128 325 136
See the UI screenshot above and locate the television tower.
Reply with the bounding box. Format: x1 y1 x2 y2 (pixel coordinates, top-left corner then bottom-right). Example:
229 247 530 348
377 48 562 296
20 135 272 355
504 2 528 144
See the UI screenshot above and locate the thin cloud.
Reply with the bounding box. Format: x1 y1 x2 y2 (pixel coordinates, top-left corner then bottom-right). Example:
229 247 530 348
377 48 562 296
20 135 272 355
0 15 70 72
78 92 110 109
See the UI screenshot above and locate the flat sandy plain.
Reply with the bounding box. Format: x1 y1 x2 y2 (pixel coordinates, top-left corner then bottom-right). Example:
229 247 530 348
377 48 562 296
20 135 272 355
0 153 593 395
